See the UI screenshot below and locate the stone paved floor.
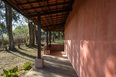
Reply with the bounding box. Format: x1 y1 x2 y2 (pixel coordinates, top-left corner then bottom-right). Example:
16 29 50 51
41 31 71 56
25 52 78 77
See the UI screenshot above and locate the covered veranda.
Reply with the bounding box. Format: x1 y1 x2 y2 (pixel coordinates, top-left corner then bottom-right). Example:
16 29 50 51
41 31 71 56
26 55 77 77
2 0 78 77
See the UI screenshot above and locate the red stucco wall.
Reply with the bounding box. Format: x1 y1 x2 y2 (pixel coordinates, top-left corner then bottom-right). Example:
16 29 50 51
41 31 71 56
64 0 116 77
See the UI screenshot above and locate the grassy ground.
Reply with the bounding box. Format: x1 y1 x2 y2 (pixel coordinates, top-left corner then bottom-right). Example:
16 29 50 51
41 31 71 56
0 40 64 77
53 40 64 44
41 40 64 44
0 45 44 77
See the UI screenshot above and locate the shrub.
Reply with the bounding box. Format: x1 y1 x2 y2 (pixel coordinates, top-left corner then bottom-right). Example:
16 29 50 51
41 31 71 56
21 62 32 70
3 66 18 77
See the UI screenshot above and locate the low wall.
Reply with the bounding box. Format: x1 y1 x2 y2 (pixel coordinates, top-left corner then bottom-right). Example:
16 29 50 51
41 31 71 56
44 44 64 51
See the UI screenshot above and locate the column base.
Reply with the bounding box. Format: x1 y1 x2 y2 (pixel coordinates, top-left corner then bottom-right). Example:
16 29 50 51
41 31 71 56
35 58 44 68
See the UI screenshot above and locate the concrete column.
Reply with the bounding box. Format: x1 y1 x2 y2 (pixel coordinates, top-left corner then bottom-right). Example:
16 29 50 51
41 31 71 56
35 15 44 68
49 31 51 46
37 15 41 58
47 30 48 50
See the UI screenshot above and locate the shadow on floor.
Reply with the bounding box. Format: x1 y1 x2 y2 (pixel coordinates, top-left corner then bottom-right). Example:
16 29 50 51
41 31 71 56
26 55 78 77
19 47 27 51
6 48 36 59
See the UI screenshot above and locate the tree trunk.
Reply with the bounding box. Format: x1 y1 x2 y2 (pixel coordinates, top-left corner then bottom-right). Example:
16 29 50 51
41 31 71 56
35 28 38 45
1 34 4 44
28 22 35 46
34 25 36 45
28 22 33 46
49 31 51 47
32 24 36 46
2 34 4 50
34 25 38 45
60 32 62 40
32 24 34 46
62 32 64 39
5 4 15 50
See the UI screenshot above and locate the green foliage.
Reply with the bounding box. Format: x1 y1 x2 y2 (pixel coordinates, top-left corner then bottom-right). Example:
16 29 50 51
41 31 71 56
13 25 29 44
0 38 9 45
2 62 32 77
13 35 28 44
0 23 7 35
3 66 18 77
12 10 20 23
21 62 32 70
13 25 29 36
0 0 5 20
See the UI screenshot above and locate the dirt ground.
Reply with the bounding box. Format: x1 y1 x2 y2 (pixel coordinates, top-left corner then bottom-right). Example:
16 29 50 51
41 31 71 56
0 45 44 77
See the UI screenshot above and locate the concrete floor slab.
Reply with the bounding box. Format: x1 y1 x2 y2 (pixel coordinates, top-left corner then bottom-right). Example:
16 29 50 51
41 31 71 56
25 55 78 77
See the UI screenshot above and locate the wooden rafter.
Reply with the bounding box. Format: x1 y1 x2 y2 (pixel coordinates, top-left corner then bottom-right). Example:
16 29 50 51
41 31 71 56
17 0 47 6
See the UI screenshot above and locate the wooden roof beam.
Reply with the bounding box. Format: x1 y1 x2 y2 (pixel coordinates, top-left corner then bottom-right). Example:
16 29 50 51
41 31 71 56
29 8 72 17
41 23 65 28
43 26 64 31
17 0 47 6
49 26 64 31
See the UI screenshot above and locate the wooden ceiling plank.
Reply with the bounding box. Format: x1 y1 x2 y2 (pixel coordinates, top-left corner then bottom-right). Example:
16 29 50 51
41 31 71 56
43 0 52 26
46 0 53 25
21 2 69 11
56 0 58 25
37 0 51 26
25 0 44 26
61 0 65 23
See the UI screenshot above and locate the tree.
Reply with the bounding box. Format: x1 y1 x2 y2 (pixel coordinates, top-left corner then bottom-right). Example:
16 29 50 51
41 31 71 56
5 4 15 50
28 21 35 46
35 26 38 45
58 32 60 40
13 25 29 44
0 0 5 43
13 25 29 35
0 23 6 44
0 0 5 19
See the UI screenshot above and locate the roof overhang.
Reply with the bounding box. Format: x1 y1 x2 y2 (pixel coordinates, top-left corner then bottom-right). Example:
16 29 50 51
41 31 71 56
2 0 74 31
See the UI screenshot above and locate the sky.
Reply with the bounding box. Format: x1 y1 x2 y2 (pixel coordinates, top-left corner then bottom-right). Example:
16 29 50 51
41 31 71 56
12 15 28 30
0 13 28 30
